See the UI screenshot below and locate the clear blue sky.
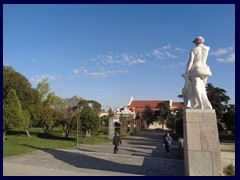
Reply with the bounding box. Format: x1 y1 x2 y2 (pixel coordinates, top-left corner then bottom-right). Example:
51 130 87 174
3 4 235 110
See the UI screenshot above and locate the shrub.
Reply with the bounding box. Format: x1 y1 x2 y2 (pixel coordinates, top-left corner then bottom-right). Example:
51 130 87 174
223 164 235 176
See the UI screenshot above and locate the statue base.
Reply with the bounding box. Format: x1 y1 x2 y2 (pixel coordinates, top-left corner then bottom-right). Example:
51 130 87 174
183 109 222 176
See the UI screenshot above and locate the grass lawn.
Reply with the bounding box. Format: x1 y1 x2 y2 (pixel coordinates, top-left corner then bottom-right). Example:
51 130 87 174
3 126 111 157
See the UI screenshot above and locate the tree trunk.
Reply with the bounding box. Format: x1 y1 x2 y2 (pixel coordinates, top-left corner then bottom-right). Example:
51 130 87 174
83 136 86 144
49 127 54 135
62 125 66 137
65 130 69 139
43 126 48 134
86 130 91 138
3 129 6 143
25 130 31 138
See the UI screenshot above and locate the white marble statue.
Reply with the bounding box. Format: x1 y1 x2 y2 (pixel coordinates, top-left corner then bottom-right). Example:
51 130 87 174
182 36 212 109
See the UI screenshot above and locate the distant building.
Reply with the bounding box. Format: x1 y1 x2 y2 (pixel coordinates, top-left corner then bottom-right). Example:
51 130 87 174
127 97 184 115
99 112 109 117
124 97 184 129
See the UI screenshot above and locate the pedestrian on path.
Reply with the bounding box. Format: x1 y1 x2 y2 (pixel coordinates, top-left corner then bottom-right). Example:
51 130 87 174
163 132 173 158
112 132 122 154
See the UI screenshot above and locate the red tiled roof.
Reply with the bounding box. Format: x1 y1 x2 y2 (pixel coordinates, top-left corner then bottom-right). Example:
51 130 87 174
128 100 183 114
128 100 168 114
129 100 168 108
171 102 184 110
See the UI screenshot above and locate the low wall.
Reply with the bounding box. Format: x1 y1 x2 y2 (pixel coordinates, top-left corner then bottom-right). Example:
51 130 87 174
220 143 235 168
178 138 235 169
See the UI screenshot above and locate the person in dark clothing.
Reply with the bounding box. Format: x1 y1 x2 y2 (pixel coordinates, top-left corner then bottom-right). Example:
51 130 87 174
163 132 173 158
112 132 122 154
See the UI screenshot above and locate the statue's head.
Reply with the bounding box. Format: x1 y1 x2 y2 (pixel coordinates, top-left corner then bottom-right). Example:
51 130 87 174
193 36 204 44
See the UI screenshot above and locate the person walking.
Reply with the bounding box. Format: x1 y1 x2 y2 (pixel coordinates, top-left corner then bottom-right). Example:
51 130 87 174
163 132 173 158
112 132 122 154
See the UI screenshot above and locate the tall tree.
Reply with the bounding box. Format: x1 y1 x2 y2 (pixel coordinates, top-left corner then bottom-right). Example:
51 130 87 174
206 83 230 121
88 100 102 114
79 106 100 143
37 77 50 102
175 108 184 136
141 105 154 127
3 66 41 110
40 107 62 136
3 89 30 141
43 92 67 108
155 102 171 129
60 108 76 138
28 105 43 127
223 104 235 133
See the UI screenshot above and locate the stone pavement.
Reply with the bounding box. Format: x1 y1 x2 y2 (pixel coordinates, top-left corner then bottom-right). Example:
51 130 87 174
3 129 184 176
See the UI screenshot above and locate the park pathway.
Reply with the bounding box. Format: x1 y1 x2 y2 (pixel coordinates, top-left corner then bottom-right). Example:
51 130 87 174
3 129 184 176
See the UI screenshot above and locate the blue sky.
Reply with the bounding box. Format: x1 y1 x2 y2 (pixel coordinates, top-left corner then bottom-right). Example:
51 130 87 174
3 4 235 110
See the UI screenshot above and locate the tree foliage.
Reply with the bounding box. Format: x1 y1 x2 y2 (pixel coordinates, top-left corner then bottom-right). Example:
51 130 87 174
206 83 230 121
79 106 100 142
100 115 109 126
155 102 171 129
175 109 184 135
43 92 66 108
37 77 50 102
141 105 154 127
88 100 102 114
3 89 31 141
3 89 23 130
59 108 76 138
3 66 41 110
40 107 62 135
223 104 235 132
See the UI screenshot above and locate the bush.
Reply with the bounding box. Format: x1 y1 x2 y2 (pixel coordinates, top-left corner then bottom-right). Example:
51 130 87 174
217 122 224 133
223 164 235 176
232 127 235 135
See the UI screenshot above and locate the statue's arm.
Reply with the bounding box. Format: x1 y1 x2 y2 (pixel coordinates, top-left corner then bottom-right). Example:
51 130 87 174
182 51 194 79
186 51 194 72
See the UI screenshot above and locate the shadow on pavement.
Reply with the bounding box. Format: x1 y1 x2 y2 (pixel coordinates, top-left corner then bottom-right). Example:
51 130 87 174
19 144 145 175
15 128 183 176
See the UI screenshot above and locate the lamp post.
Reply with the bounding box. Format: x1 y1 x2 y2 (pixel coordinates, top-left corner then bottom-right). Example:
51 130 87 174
76 101 83 147
171 111 177 134
77 111 79 147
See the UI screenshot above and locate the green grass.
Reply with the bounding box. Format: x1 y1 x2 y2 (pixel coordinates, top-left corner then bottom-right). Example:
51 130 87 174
3 126 111 157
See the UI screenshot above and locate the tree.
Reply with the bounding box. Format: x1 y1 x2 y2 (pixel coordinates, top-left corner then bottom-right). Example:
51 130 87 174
141 105 154 127
206 83 230 121
21 110 31 137
37 77 50 102
223 104 235 133
39 107 61 136
175 108 184 136
155 102 171 129
88 100 102 114
43 92 67 108
79 106 100 143
119 114 135 133
36 79 67 109
3 66 42 135
100 115 109 126
3 66 41 110
3 89 30 141
28 105 43 127
60 108 76 138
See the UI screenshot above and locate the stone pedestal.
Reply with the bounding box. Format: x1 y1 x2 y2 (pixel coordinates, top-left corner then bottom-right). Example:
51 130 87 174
183 109 222 176
108 117 115 139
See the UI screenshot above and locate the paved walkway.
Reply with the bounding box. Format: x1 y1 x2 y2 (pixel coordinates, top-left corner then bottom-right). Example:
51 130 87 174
3 129 184 176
